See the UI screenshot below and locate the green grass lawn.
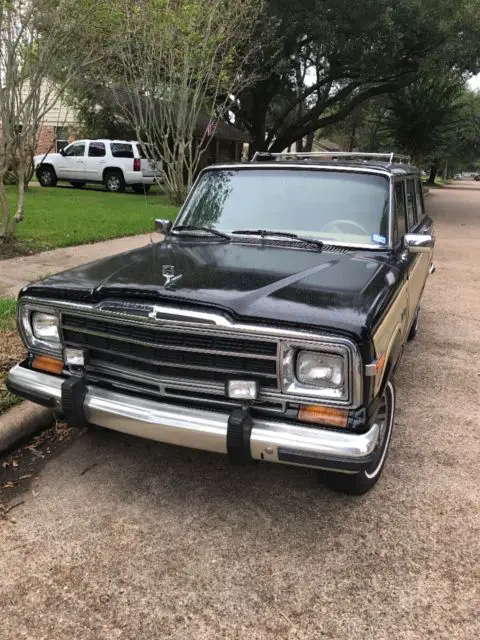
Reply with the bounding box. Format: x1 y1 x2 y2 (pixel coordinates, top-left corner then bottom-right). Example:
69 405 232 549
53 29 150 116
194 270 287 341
3 184 180 256
0 297 23 414
0 297 16 330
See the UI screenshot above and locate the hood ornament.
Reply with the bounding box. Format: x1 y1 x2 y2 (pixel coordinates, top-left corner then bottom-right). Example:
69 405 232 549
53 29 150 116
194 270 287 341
162 264 183 289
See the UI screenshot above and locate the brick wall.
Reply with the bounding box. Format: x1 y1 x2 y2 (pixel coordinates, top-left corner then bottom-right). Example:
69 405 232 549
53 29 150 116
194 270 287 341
36 126 76 155
0 123 76 156
35 126 56 155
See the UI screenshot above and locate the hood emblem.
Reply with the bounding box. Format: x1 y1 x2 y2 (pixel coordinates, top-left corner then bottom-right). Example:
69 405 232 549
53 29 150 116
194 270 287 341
162 264 183 289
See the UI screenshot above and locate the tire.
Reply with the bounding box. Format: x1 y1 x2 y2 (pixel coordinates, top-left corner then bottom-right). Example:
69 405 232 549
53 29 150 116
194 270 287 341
408 307 420 341
132 184 151 194
37 165 57 187
104 170 126 193
319 380 396 495
70 182 86 189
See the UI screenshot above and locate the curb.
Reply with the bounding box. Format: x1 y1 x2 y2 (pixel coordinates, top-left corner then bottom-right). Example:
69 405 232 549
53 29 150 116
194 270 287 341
0 401 53 454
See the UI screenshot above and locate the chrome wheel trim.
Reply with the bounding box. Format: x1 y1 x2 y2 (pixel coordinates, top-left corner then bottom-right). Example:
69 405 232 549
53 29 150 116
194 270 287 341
40 169 52 185
107 175 120 191
365 381 395 479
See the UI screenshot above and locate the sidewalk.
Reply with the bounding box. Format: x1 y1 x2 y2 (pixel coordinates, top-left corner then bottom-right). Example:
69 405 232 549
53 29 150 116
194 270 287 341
0 233 154 298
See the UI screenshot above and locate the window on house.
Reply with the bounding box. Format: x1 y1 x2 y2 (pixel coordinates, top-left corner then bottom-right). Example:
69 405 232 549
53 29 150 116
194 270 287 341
88 141 106 157
110 142 134 158
406 178 417 230
55 126 69 152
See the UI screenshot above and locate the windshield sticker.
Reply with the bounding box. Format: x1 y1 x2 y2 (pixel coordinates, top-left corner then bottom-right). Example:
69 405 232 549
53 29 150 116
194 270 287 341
372 233 387 245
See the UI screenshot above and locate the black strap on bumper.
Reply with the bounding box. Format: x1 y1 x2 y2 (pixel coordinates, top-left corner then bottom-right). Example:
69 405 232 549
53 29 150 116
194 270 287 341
226 407 253 465
61 376 89 428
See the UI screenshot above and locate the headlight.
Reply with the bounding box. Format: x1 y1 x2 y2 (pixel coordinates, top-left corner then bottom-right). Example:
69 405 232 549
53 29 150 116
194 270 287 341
281 343 351 403
18 304 62 355
32 312 60 342
296 351 344 388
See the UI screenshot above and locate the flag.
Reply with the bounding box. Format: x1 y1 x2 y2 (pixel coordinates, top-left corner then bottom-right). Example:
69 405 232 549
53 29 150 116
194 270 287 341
206 119 217 137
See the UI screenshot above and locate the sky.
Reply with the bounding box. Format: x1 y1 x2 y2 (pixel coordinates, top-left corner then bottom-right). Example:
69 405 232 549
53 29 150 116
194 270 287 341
468 74 480 90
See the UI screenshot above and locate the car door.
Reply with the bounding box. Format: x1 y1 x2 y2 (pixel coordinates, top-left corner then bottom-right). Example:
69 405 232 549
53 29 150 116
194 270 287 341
404 177 432 327
57 141 86 180
85 141 106 182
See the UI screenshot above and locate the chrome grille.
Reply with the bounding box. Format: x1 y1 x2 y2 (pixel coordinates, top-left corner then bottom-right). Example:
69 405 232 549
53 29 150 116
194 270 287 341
60 313 279 390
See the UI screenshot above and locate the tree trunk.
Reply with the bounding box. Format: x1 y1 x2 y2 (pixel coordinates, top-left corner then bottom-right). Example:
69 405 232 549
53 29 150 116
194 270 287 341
427 159 438 186
15 169 26 222
0 178 13 240
304 132 314 152
348 121 357 152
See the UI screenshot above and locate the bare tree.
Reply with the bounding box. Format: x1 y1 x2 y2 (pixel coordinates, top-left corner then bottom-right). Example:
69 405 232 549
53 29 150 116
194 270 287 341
0 0 103 240
109 0 265 204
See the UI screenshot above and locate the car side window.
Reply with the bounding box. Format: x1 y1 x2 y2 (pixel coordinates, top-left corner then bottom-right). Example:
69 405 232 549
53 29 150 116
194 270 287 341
64 142 85 157
415 179 424 220
394 182 407 242
406 179 417 230
88 142 106 157
110 143 134 158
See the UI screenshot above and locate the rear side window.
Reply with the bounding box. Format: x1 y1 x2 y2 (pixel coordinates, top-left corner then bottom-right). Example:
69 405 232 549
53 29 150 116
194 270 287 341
395 182 407 240
88 141 106 157
406 179 417 230
110 143 134 158
415 179 424 219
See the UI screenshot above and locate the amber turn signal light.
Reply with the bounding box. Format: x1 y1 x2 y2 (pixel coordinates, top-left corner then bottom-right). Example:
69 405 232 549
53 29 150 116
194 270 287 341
298 404 348 428
31 355 64 375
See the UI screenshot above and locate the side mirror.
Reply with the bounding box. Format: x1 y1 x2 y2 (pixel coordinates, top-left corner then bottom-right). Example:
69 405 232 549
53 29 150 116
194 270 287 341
155 219 172 234
404 233 434 253
59 148 65 156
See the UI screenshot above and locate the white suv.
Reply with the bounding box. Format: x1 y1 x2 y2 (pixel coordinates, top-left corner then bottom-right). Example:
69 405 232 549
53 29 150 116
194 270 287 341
34 139 164 193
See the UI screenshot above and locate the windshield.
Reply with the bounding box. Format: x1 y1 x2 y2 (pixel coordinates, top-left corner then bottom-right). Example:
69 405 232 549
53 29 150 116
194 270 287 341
177 168 390 246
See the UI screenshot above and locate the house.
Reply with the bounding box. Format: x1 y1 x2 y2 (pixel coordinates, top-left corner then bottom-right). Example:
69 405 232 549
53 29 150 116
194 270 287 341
280 136 342 155
312 138 342 152
24 82 78 155
14 80 249 163
81 84 250 167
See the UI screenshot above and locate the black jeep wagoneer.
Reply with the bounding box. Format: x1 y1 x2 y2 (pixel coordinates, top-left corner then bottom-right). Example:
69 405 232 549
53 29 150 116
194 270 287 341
7 152 435 494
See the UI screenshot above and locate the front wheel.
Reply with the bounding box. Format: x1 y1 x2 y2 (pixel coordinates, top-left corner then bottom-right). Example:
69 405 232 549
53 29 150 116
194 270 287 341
37 165 57 187
104 170 126 193
319 380 396 495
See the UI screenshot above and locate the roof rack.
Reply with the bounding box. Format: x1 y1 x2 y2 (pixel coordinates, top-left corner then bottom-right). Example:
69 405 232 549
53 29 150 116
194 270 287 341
251 151 411 164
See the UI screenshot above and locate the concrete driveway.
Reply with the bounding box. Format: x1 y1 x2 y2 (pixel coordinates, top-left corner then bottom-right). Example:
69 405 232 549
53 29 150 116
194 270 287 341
1 183 479 640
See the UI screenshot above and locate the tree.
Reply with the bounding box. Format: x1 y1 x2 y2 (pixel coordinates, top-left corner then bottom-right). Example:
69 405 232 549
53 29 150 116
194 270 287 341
233 0 480 152
0 0 104 241
382 69 466 170
104 0 265 204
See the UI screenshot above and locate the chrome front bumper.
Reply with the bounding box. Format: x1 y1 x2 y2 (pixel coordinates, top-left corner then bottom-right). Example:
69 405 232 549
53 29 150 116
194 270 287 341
7 364 379 473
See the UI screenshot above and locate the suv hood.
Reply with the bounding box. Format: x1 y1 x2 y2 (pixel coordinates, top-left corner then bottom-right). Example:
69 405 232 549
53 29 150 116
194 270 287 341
21 240 402 339
34 152 61 165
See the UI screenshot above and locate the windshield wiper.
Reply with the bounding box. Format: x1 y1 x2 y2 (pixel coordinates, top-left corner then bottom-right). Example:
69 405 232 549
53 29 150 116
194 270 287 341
172 225 230 241
231 229 323 250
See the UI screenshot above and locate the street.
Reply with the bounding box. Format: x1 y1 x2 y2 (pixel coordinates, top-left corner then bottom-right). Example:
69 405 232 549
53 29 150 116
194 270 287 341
1 182 479 640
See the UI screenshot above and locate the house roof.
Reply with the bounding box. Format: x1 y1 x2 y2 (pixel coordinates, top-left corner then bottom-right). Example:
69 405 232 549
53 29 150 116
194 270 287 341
313 138 342 152
89 84 250 143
